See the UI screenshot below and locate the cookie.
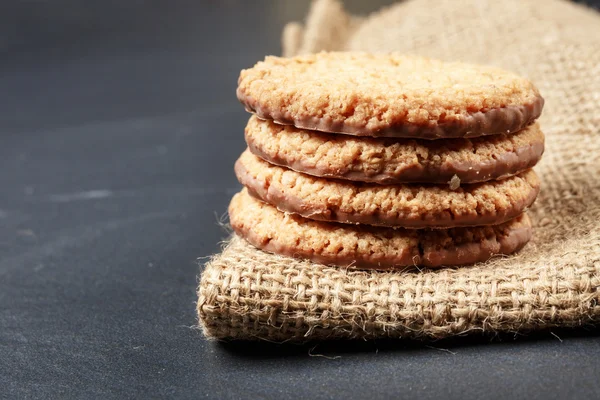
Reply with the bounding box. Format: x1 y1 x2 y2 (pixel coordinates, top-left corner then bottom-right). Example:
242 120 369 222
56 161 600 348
229 189 532 269
245 115 545 184
235 150 540 228
237 52 544 139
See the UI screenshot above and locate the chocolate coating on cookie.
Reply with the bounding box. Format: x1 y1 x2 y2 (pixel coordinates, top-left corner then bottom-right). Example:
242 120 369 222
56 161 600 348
245 115 545 184
235 150 540 228
238 52 544 139
229 189 532 269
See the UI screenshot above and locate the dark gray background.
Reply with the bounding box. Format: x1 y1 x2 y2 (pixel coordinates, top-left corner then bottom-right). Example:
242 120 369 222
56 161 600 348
1 1 600 399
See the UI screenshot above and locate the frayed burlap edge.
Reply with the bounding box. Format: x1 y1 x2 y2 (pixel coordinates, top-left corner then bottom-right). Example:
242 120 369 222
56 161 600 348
198 235 600 341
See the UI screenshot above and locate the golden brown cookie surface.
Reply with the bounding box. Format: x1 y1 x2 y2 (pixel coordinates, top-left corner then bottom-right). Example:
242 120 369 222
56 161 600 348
237 52 543 138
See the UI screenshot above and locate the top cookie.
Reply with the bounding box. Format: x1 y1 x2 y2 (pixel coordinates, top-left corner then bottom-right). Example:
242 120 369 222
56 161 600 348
237 52 544 139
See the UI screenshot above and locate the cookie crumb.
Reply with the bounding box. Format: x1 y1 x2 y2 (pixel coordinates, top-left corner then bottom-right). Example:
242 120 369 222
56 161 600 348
449 174 461 190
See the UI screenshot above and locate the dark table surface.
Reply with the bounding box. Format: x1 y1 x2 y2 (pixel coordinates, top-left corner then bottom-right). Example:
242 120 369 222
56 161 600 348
2 1 600 399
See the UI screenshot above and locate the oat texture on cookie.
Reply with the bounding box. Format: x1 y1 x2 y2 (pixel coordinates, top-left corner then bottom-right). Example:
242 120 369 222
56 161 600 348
237 52 543 138
228 189 533 269
245 115 545 183
235 149 540 228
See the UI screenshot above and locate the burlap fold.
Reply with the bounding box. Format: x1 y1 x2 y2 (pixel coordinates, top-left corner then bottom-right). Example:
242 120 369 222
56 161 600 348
198 0 600 341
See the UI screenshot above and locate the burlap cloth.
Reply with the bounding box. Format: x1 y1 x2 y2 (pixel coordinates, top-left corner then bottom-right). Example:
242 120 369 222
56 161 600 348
198 0 600 341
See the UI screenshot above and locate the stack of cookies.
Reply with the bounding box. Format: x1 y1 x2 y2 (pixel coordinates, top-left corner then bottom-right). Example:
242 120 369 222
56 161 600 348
229 52 544 269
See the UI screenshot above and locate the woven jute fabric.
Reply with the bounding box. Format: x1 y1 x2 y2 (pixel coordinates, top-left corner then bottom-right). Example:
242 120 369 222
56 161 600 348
197 0 600 341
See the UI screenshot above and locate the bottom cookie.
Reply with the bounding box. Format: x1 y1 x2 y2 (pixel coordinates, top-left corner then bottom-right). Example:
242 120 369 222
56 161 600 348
229 189 532 269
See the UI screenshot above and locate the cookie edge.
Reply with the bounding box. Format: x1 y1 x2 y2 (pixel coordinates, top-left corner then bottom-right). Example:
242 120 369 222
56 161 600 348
229 190 533 269
239 89 544 139
235 152 541 228
245 119 545 183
